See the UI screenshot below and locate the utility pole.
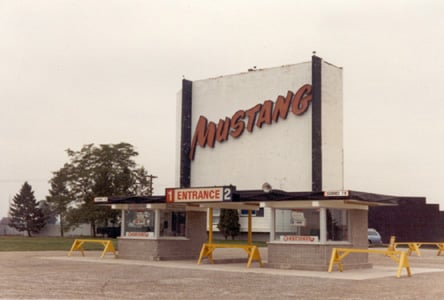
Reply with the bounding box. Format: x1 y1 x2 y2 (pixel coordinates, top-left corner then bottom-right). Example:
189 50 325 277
147 175 158 196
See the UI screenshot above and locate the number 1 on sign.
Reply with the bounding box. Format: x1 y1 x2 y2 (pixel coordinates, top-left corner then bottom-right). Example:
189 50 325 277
166 189 174 202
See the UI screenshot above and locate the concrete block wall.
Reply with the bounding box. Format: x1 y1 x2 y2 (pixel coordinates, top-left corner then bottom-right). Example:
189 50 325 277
267 244 337 271
118 238 160 260
266 209 371 271
350 209 368 248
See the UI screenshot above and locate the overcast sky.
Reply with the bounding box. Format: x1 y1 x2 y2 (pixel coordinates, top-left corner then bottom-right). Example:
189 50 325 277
1 0 444 218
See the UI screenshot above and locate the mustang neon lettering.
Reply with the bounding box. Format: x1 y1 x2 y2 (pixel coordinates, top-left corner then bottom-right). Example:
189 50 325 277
189 84 312 160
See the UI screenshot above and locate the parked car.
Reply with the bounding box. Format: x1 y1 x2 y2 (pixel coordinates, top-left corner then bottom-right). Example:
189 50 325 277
97 226 121 238
368 228 382 245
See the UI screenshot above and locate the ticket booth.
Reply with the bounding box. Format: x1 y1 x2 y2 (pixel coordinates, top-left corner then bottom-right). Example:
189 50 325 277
95 196 207 261
96 188 397 271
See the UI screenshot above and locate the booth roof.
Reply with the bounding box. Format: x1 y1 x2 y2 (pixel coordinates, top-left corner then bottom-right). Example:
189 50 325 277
101 190 399 206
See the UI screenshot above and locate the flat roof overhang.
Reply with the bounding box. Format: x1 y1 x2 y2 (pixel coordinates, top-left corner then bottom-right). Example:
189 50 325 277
95 189 399 210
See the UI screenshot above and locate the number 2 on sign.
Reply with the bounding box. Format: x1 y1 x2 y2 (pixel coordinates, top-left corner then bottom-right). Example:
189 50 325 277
223 187 231 201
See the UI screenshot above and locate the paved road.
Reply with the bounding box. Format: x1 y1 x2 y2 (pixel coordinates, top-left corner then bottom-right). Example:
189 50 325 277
1 248 444 299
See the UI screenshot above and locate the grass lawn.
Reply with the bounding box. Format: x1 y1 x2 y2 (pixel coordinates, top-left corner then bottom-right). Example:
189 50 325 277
213 239 267 247
0 236 266 251
0 236 118 251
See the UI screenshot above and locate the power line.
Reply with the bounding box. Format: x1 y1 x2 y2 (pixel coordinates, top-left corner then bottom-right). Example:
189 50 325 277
0 179 48 183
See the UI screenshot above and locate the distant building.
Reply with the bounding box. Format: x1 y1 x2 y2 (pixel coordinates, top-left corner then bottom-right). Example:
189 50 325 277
0 217 24 236
0 216 91 237
369 197 444 243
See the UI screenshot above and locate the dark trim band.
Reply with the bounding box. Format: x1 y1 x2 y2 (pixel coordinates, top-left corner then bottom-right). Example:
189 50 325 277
180 79 192 188
311 56 322 192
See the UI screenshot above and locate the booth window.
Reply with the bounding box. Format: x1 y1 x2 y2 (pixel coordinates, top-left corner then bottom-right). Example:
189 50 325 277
123 209 187 238
160 210 186 237
124 210 155 238
274 208 320 242
326 208 348 242
212 208 220 225
273 208 349 243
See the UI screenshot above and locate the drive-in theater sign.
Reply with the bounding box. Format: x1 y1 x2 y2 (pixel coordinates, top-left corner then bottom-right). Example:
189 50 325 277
96 55 401 271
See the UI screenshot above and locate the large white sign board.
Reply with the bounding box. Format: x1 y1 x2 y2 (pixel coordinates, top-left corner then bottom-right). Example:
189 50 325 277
176 59 343 192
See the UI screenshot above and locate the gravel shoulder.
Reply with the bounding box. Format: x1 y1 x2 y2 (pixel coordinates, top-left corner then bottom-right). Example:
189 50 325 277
1 248 444 299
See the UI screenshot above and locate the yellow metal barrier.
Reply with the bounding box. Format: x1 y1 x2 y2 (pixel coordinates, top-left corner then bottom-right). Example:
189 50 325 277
197 243 263 268
328 247 411 278
394 242 444 257
68 239 117 258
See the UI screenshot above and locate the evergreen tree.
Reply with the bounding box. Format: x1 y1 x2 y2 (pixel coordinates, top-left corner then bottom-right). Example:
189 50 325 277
217 209 241 240
8 182 47 237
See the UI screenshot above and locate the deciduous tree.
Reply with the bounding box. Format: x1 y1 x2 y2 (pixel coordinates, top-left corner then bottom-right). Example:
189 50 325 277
48 143 153 237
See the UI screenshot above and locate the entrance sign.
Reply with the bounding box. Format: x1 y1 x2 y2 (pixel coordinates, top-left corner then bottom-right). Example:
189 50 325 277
165 186 233 203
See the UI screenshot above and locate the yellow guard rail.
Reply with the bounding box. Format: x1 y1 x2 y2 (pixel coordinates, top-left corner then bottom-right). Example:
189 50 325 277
394 242 444 257
68 239 117 258
197 208 263 268
328 247 411 278
197 243 263 268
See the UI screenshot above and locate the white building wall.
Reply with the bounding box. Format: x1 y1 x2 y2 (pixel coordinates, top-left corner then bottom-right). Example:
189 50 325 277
34 224 92 237
238 210 271 232
176 59 344 234
321 62 344 190
0 223 92 237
